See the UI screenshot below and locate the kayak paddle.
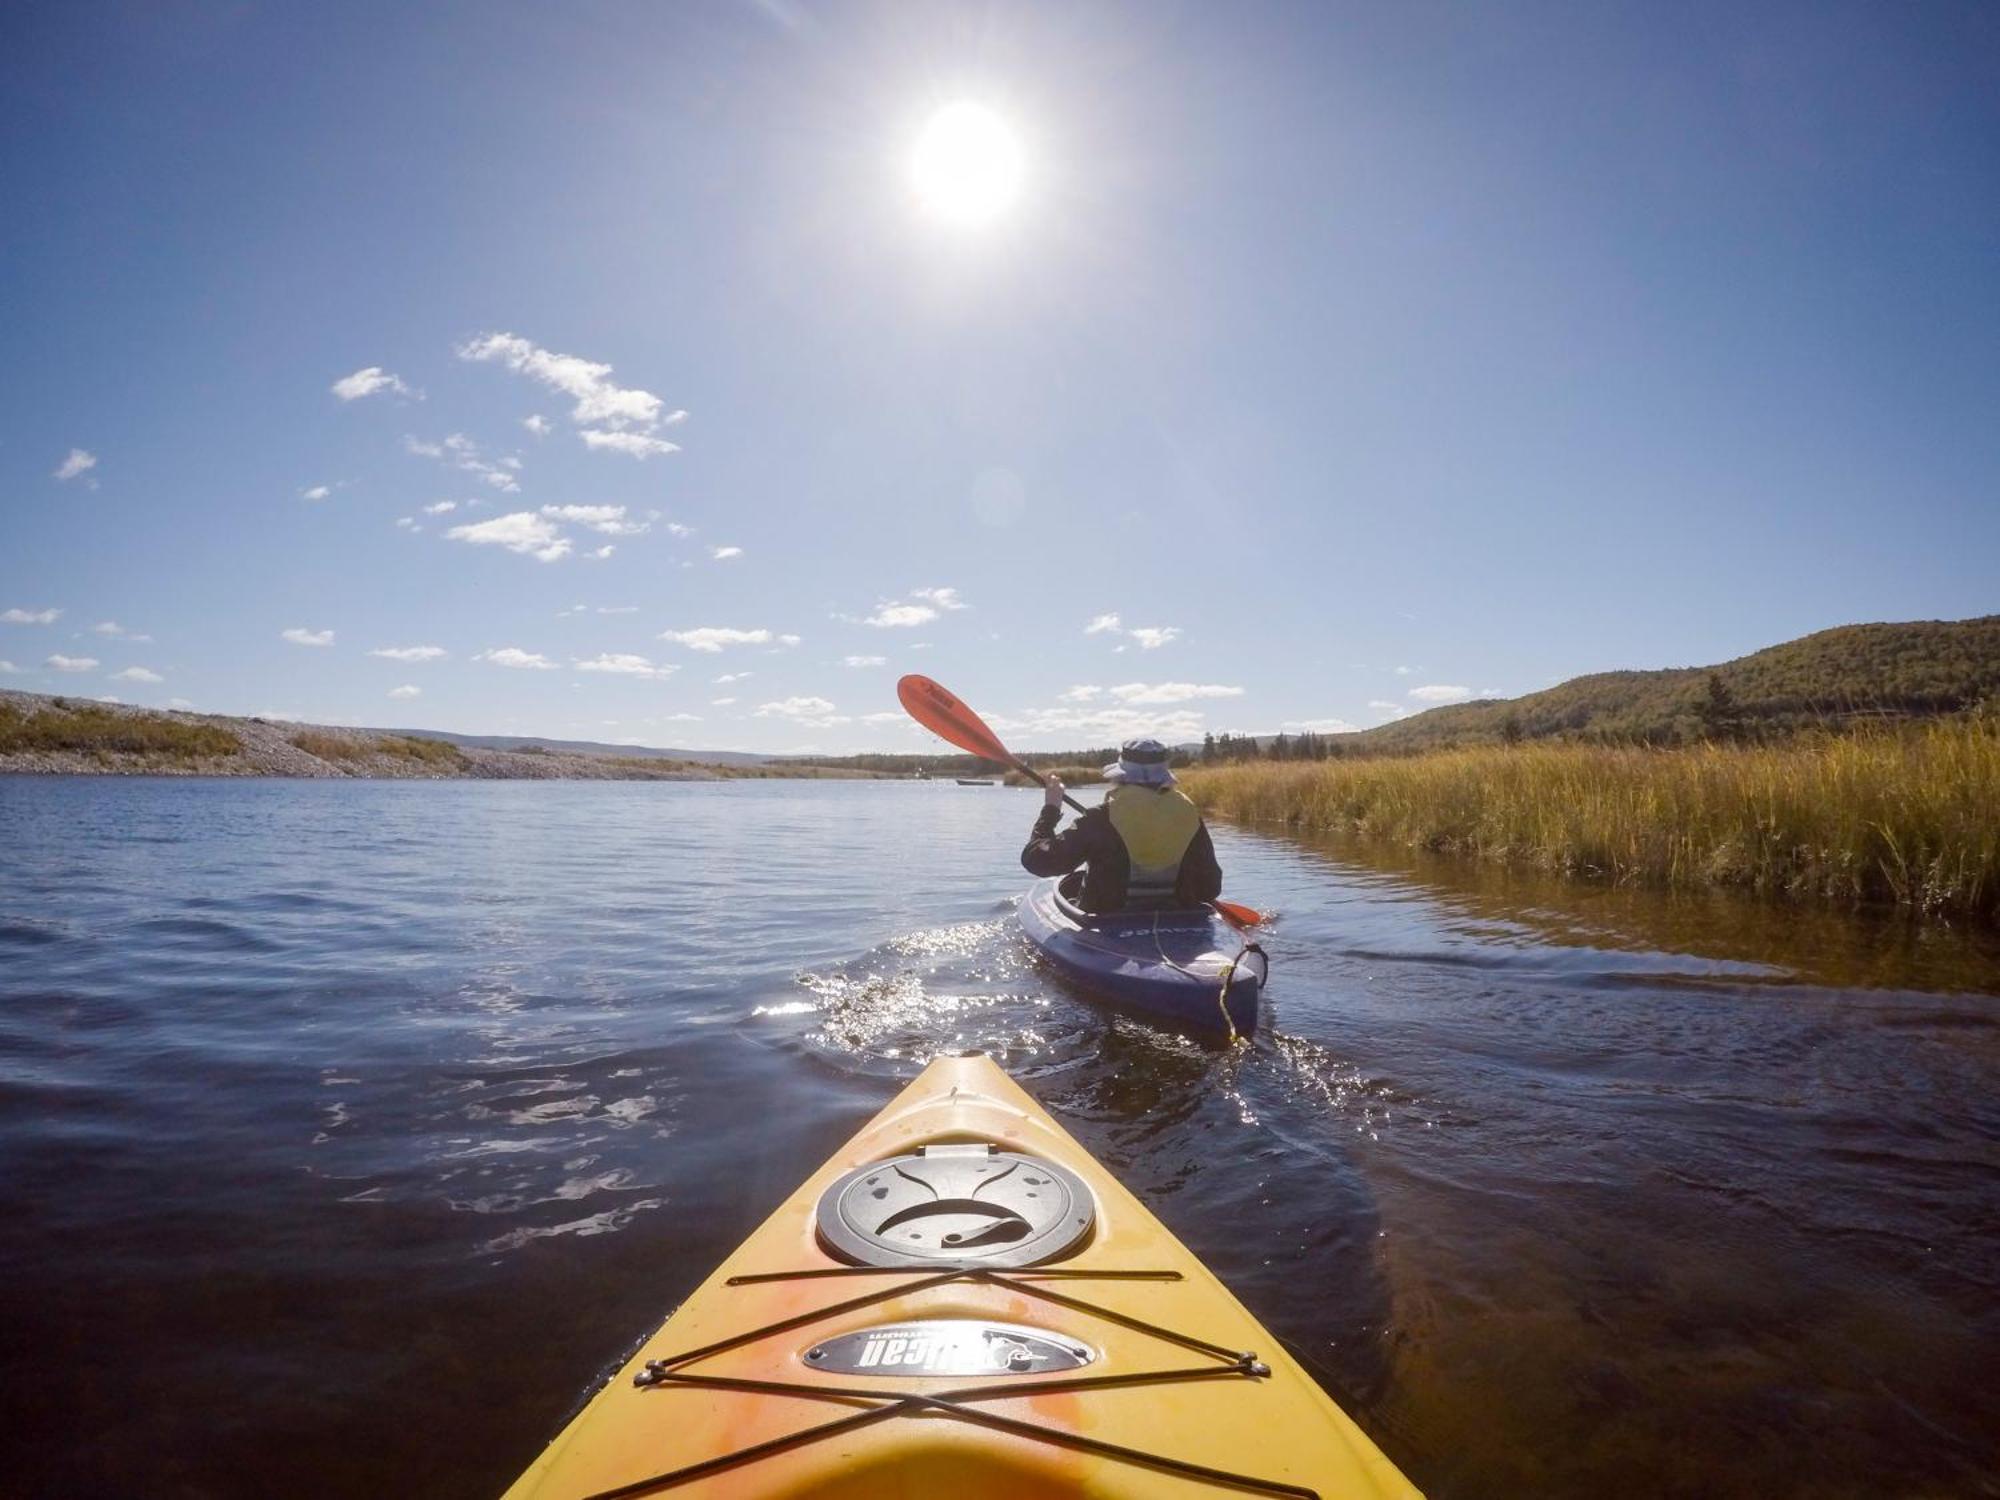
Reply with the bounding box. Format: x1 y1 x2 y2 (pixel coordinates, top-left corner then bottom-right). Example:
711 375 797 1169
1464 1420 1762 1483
895 673 1267 927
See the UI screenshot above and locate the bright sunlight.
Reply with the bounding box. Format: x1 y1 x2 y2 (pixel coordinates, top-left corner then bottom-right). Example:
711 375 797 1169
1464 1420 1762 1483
911 102 1023 227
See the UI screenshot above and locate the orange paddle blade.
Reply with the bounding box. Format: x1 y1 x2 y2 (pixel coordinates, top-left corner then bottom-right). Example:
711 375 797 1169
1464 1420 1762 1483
897 674 1010 764
1213 899 1267 929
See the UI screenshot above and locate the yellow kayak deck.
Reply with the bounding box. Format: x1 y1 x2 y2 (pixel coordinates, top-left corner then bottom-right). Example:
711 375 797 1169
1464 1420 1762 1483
504 1052 1422 1499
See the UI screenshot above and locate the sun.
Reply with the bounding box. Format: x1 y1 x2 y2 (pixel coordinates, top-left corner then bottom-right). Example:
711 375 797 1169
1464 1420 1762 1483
911 102 1024 227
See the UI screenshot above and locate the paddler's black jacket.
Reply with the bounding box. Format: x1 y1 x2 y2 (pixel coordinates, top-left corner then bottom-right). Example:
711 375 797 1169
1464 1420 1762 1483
1021 796 1223 914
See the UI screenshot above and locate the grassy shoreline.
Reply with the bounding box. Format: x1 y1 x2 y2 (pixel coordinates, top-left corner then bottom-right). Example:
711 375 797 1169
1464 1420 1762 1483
1180 720 1999 924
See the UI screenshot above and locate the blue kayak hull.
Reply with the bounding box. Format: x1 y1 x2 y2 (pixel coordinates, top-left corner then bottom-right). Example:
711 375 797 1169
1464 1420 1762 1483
1017 877 1263 1039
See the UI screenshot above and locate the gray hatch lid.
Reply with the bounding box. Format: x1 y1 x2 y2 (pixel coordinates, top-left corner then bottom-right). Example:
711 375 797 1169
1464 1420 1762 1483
815 1143 1096 1268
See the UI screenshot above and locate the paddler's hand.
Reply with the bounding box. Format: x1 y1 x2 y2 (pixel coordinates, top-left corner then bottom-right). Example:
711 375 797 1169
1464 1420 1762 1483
1043 775 1064 809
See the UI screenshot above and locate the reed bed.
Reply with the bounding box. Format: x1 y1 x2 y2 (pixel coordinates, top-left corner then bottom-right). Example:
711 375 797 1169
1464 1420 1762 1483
1180 720 2000 922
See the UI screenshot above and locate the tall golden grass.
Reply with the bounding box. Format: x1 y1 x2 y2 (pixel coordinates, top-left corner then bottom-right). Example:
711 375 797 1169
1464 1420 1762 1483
1180 719 1999 921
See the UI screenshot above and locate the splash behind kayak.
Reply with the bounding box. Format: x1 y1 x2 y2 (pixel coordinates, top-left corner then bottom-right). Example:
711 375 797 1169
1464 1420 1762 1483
503 1052 1418 1499
1018 875 1265 1039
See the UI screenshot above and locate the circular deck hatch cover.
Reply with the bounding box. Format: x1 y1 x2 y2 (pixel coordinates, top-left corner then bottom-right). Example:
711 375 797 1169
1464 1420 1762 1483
816 1144 1095 1268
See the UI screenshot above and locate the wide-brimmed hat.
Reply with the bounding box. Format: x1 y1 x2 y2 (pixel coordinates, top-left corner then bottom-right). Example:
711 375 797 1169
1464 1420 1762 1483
1103 737 1176 787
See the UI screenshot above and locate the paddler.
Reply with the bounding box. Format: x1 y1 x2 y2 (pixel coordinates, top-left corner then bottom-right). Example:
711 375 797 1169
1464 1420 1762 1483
1021 738 1223 912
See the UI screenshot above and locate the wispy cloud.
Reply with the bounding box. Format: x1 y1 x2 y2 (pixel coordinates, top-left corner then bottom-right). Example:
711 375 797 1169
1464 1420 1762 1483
406 433 519 492
446 511 571 562
1058 685 1102 703
111 666 164 683
989 705 1212 744
53 448 98 483
711 696 736 706
541 504 647 536
715 672 751 684
660 628 782 653
842 655 886 667
755 696 846 727
421 500 458 515
579 429 680 458
281 627 334 647
457 333 684 459
1369 699 1409 720
388 685 422 699
1283 716 1358 733
3 608 62 625
1084 613 1178 649
522 414 552 437
576 653 678 679
476 647 557 670
93 621 152 641
710 545 743 561
911 586 966 611
300 484 332 502
47 653 99 672
863 602 936 628
0 661 18 674
1408 684 1471 704
1107 682 1243 705
330 366 414 402
369 645 447 662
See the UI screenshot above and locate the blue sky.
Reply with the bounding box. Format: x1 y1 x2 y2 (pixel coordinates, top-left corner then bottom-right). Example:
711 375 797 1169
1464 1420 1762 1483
4 1 1995 753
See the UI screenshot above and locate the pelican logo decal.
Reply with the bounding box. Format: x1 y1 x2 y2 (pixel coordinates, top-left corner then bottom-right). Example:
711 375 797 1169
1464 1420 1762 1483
803 1320 1094 1377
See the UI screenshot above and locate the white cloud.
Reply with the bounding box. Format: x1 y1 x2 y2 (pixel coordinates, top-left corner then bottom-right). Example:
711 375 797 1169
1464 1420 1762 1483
110 666 163 683
540 504 647 536
988 705 1211 744
1283 717 1358 733
301 484 332 502
842 655 886 667
1394 665 1413 676
47 654 100 672
665 522 694 538
167 697 193 709
579 429 681 458
1084 613 1121 635
911 586 966 611
422 500 458 515
281 627 335 647
778 633 801 647
755 696 843 726
710 697 737 706
1107 682 1244 705
3 608 61 625
477 647 558 670
92 621 152 641
0 661 17 674
369 645 447 662
715 672 751 684
407 432 519 493
864 602 937 628
660 628 775 653
1127 626 1181 650
1369 699 1409 720
330 366 413 402
1409 684 1471 704
522 414 552 437
587 545 614 560
576 653 678 680
395 516 421 531
388 685 422 700
710 545 743 560
446 511 572 562
54 448 98 482
457 335 682 450
1058 685 1102 703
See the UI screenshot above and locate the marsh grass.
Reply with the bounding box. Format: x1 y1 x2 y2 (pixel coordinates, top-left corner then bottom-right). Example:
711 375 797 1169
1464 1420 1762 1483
0 701 240 760
1181 719 2000 922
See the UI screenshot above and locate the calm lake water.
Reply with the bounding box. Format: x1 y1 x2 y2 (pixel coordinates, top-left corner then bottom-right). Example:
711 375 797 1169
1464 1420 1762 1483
1 777 1995 1498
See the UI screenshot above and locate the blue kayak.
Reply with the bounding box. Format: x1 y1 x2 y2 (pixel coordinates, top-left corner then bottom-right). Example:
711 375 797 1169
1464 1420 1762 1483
1017 876 1265 1039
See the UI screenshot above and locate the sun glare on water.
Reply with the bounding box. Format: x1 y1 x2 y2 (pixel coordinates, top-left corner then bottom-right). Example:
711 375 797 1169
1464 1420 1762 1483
912 102 1023 227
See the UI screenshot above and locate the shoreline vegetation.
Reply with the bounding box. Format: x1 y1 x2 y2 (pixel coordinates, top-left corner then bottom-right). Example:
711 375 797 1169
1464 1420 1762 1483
1181 718 1999 925
0 692 879 782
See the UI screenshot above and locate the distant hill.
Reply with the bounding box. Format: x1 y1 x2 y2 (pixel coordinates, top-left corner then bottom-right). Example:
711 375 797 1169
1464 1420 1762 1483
367 727 771 767
1350 615 2000 751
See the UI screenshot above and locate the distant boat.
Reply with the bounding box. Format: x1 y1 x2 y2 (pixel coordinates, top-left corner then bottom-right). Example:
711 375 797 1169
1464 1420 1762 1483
955 777 995 786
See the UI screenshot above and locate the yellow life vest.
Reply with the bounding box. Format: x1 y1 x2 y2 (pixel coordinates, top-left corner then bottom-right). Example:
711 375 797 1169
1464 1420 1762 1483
1105 784 1201 905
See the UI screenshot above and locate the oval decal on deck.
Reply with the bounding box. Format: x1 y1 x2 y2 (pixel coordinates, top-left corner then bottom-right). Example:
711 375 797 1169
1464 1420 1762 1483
802 1320 1094 1377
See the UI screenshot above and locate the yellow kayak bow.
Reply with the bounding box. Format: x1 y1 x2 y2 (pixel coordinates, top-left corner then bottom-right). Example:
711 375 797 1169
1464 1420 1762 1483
504 1051 1423 1499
